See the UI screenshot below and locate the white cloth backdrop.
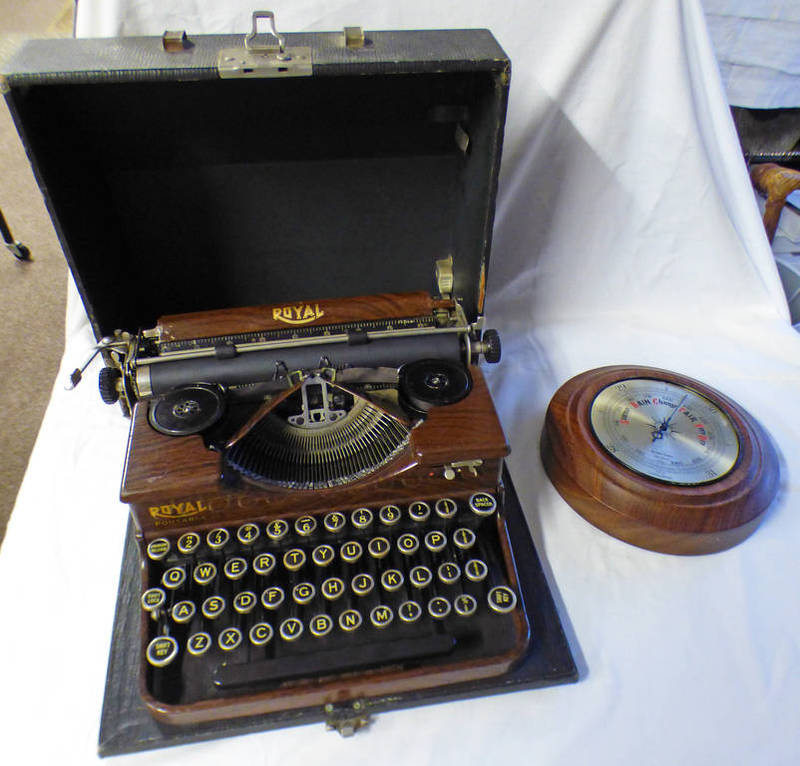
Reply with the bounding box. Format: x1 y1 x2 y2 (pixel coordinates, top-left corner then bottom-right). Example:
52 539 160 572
2 1 799 764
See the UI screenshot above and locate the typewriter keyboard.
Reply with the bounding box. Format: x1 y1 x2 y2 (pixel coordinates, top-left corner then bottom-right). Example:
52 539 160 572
140 491 529 707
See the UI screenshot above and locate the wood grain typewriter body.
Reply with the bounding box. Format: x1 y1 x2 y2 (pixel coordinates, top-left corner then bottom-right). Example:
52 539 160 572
116 288 530 725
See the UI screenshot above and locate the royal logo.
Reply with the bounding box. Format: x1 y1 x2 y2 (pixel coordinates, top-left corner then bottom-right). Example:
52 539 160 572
272 303 325 325
148 499 209 520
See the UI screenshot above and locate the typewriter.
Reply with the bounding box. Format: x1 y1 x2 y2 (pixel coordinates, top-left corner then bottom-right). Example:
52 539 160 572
91 262 530 725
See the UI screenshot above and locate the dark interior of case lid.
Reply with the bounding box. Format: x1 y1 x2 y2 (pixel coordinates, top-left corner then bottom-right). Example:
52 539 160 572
10 71 504 337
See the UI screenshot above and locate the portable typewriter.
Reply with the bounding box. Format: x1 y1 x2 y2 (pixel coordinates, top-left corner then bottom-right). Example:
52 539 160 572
3 17 576 741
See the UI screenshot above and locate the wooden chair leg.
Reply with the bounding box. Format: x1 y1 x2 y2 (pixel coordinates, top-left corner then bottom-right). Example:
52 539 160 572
750 163 800 243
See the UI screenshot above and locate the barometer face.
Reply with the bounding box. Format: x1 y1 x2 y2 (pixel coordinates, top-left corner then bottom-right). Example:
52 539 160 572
589 377 740 485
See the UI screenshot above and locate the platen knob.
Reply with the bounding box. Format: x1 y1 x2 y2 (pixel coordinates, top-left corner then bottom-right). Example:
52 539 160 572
98 366 122 404
480 329 501 363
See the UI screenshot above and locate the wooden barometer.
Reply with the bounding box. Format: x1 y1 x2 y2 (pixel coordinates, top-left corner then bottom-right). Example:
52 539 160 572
541 366 779 554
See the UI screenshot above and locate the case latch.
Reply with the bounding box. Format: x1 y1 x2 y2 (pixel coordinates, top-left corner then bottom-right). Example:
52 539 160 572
217 10 312 79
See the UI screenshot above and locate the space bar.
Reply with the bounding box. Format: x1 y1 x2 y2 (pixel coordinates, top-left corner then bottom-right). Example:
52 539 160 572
212 633 457 689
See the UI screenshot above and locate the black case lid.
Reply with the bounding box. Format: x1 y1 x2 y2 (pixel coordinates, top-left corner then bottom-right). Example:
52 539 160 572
2 30 509 338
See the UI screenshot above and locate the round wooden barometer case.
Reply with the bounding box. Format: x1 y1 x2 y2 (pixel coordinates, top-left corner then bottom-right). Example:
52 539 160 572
540 366 778 554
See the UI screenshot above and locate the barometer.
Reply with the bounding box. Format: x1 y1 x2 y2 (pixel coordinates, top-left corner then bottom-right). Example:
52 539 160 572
541 366 778 554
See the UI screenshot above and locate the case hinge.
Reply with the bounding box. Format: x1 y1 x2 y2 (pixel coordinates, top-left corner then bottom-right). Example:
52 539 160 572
324 699 372 737
217 11 312 79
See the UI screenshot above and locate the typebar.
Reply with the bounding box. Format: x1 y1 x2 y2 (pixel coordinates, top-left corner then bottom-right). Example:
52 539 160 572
213 632 456 689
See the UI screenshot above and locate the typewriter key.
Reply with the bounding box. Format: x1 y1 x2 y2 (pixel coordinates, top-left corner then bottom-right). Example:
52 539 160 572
398 600 422 623
428 596 451 619
397 533 419 556
177 532 201 555
351 573 374 597
464 559 488 582
424 530 447 553
378 504 401 526
309 614 333 638
253 552 276 576
380 569 404 592
292 582 316 605
438 562 461 585
171 600 196 624
453 528 476 550
312 544 335 567
340 540 363 564
408 501 431 522
187 631 212 656
454 594 478 617
339 609 362 632
469 492 497 516
147 384 225 437
367 536 391 559
223 557 248 580
435 498 458 519
321 577 345 601
410 565 433 589
351 507 373 529
146 538 170 561
266 519 289 541
193 561 217 586
283 548 306 571
295 515 317 537
279 618 304 641
146 636 178 667
323 512 346 533
207 528 230 550
141 587 166 614
261 587 285 610
487 586 517 614
370 605 394 628
236 523 260 545
233 591 257 614
219 627 243 651
161 566 186 590
202 595 226 619
249 622 274 646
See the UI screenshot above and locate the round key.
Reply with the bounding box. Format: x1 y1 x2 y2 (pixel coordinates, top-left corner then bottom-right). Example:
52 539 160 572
367 536 391 560
454 593 478 617
309 613 333 638
283 548 306 571
171 599 196 624
437 562 461 585
397 533 419 556
202 595 225 619
177 532 201 555
409 565 432 589
223 557 248 581
469 492 497 516
219 626 242 651
428 596 451 619
193 561 217 586
321 576 345 601
340 540 363 564
147 538 170 561
408 501 431 522
279 617 304 641
253 552 276 576
293 582 316 605
351 573 374 597
266 519 289 541
370 604 394 628
351 507 373 529
380 569 404 592
146 636 178 667
187 631 212 656
453 527 476 550
338 609 362 632
161 566 186 590
141 587 166 613
312 544 335 567
435 497 458 519
465 558 488 582
207 527 230 550
295 515 317 537
323 512 346 533
378 504 401 526
424 530 447 553
233 591 257 614
398 600 422 623
261 586 285 610
236 523 260 545
488 586 517 614
249 622 274 646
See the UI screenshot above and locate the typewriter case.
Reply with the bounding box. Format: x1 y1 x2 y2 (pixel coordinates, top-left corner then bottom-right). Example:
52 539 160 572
3 26 576 754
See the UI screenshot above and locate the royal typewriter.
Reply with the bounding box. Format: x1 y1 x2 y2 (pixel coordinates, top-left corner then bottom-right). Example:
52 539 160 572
3 16 575 747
